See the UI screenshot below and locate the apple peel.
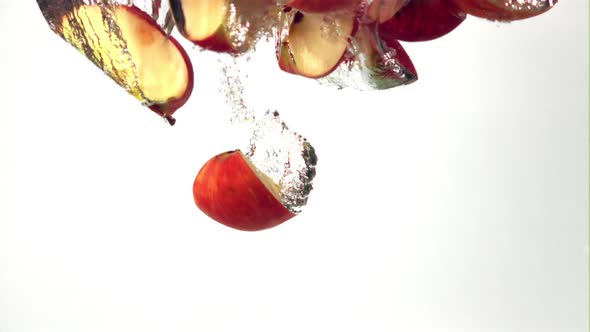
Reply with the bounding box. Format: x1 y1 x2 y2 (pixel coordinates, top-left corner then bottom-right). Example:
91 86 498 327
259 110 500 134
193 150 296 231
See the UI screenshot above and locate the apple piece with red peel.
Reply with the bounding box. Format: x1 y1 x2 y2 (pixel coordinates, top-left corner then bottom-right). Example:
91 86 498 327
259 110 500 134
40 3 193 125
378 0 466 42
193 150 296 231
171 0 278 54
281 0 360 13
451 0 557 21
278 11 356 78
363 0 407 24
170 0 234 53
379 35 417 82
350 24 417 89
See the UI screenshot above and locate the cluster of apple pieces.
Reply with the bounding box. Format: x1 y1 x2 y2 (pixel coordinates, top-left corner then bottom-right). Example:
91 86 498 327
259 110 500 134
37 0 559 123
37 0 558 231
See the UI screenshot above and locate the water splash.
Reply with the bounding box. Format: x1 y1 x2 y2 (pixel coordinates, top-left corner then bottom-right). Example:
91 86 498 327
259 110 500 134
244 110 317 214
215 39 317 214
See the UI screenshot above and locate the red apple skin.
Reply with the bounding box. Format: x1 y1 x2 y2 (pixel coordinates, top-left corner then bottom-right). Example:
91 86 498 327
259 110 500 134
285 0 360 13
170 0 239 54
170 0 277 54
379 0 466 42
169 0 236 53
193 150 295 231
380 35 418 80
452 0 558 21
192 33 238 54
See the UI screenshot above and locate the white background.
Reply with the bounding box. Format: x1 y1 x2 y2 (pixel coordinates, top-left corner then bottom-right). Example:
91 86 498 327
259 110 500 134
0 1 588 331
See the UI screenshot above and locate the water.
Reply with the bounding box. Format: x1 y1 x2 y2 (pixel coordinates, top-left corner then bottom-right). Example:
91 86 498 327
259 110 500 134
215 41 318 214
243 110 317 214
504 0 556 12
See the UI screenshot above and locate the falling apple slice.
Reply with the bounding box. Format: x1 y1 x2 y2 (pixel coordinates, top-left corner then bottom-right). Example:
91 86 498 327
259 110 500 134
193 150 296 231
355 24 417 89
171 0 279 53
170 0 232 52
317 23 417 90
378 0 466 42
38 3 193 124
193 110 317 231
278 11 356 78
451 0 558 21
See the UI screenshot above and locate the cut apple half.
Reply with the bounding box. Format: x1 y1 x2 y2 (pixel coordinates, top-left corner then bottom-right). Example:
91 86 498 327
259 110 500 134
193 150 296 231
57 4 193 124
279 11 356 78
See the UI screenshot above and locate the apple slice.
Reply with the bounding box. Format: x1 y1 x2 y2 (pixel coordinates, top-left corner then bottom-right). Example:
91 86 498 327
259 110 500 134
278 11 356 78
353 24 417 89
51 3 193 125
171 0 278 53
378 0 466 42
170 0 232 52
281 0 360 13
451 0 558 21
193 150 295 231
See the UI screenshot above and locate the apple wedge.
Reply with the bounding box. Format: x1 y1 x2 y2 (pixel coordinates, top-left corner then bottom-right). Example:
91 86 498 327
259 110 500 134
378 0 466 42
278 11 356 78
170 0 232 52
53 3 193 124
170 0 278 53
193 150 295 231
349 24 417 89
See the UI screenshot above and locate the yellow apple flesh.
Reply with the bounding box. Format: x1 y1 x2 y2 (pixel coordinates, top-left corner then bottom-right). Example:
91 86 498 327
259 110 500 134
278 11 356 78
57 4 193 124
171 0 278 54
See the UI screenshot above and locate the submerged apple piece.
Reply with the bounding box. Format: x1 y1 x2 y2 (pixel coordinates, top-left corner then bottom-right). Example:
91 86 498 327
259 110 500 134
193 150 295 231
37 2 193 124
170 0 232 52
317 23 417 90
171 0 278 53
193 110 317 231
451 0 557 21
279 11 356 78
281 0 360 13
355 24 417 88
378 0 466 42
